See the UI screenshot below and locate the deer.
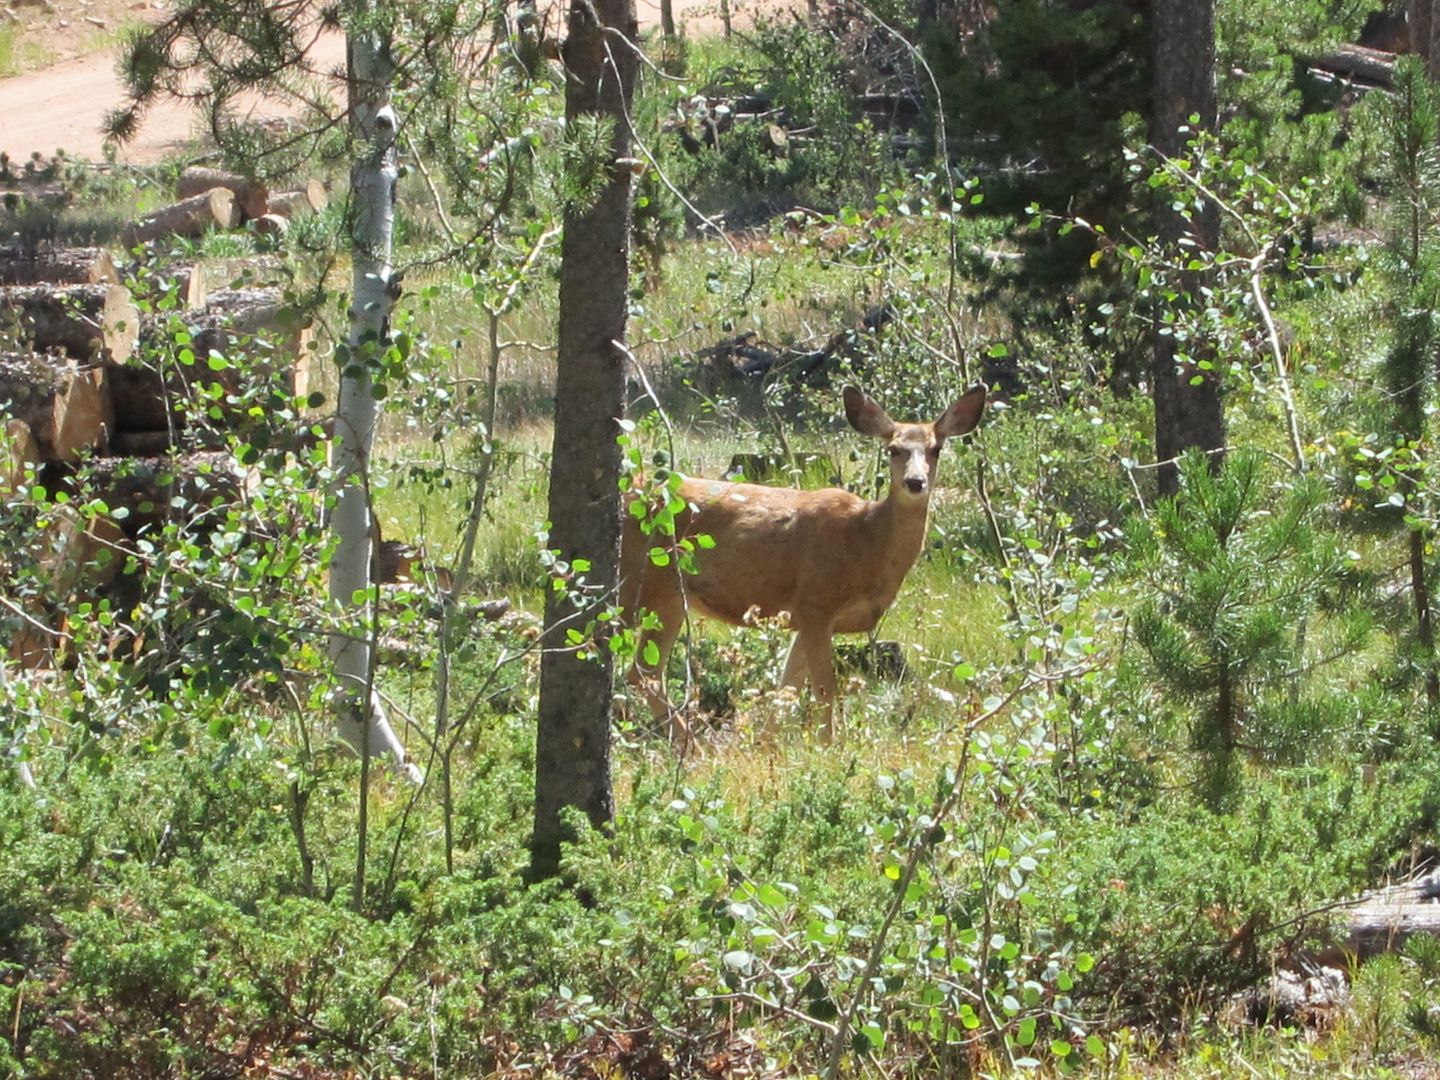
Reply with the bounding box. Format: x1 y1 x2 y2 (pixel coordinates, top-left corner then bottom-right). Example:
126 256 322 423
619 384 987 742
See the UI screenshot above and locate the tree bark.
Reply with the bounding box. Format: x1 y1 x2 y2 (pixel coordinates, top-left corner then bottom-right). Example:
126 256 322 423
329 8 418 781
1150 0 1224 496
117 294 313 433
531 0 639 881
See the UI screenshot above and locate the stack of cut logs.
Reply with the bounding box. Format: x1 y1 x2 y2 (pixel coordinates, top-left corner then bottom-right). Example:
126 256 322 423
124 166 329 245
0 173 324 667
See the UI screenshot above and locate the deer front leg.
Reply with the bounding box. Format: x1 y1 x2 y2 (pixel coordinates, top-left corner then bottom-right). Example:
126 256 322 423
627 597 686 743
793 616 838 744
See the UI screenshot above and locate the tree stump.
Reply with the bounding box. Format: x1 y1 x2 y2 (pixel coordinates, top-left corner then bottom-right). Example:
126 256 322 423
0 283 139 364
125 188 241 244
0 351 111 460
0 245 119 286
176 167 269 221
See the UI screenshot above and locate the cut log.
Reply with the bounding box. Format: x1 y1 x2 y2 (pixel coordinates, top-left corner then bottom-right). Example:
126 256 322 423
0 352 111 460
1 417 39 495
0 245 119 286
265 179 328 218
151 264 207 309
200 254 288 290
0 283 138 364
75 450 258 532
125 188 241 245
176 167 269 221
110 429 179 456
114 293 313 431
5 505 128 670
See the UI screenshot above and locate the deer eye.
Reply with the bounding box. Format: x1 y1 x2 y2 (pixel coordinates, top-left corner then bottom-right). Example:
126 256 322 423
888 447 905 458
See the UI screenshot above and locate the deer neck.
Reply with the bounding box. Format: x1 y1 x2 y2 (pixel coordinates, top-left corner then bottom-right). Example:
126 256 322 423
872 487 933 581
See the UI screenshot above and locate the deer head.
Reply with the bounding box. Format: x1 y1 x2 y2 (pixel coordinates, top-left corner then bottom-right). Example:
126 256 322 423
843 385 987 499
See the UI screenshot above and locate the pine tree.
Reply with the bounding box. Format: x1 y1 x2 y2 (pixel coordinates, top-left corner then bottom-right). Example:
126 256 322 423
1380 56 1440 703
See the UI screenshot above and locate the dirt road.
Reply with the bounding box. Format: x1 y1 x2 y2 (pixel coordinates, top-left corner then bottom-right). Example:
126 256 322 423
0 0 763 166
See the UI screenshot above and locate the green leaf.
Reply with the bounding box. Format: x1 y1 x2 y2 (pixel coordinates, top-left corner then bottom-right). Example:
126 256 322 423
643 640 660 666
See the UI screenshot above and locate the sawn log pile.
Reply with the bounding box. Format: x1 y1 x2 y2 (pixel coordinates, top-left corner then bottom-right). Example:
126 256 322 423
0 241 315 669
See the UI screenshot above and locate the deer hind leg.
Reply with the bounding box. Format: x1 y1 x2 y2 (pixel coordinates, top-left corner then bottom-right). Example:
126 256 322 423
780 633 807 689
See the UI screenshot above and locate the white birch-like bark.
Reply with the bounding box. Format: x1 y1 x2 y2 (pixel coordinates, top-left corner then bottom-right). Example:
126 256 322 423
329 12 419 780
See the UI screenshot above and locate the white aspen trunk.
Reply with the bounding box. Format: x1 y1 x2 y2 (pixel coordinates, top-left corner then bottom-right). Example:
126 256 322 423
329 14 419 781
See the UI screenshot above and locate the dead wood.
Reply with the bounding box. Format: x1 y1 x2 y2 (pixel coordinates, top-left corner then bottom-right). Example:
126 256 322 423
116 290 314 431
1347 872 1440 957
125 188 241 245
71 451 258 533
0 351 111 460
1 417 39 495
0 283 139 364
0 245 119 286
176 167 269 221
1308 43 1395 87
249 214 290 238
266 180 328 218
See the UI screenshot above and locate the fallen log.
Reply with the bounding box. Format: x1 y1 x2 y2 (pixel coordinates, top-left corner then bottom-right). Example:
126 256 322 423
125 188 241 245
1347 872 1440 957
0 351 111 461
109 429 179 456
1308 43 1395 87
266 179 328 218
696 301 897 383
0 245 119 286
176 167 269 221
199 254 289 291
4 505 129 670
0 283 139 364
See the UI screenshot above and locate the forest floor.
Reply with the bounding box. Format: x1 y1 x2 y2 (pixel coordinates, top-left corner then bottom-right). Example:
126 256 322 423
0 0 783 164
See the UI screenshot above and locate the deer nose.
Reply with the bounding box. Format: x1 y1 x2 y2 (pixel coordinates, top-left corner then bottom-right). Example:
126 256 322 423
905 476 926 495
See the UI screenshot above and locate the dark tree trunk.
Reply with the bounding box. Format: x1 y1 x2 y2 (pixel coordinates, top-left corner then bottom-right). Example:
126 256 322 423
1413 0 1437 75
1150 0 1224 497
530 0 639 881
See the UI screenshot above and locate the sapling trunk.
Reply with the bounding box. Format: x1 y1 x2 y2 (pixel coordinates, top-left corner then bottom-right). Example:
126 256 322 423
329 12 420 779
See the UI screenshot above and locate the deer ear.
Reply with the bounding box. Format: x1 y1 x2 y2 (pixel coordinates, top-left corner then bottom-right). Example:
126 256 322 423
843 386 895 438
934 386 986 439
